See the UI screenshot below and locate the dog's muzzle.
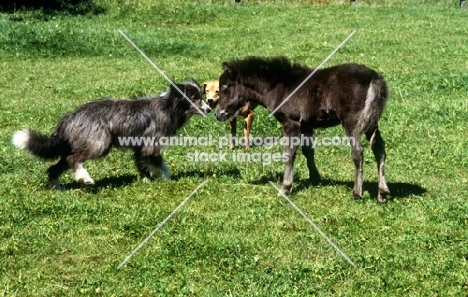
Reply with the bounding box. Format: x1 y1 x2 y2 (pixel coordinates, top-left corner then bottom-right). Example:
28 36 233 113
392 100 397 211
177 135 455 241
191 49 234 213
207 98 218 109
200 101 212 114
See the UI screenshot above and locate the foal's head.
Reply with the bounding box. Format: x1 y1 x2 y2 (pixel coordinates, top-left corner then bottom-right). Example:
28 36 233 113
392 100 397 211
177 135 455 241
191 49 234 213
215 63 251 122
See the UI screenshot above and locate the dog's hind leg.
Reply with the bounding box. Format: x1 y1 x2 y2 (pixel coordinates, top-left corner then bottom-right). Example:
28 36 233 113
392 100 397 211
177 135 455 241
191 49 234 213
243 111 254 149
366 126 390 202
73 163 95 185
47 157 69 190
67 154 95 185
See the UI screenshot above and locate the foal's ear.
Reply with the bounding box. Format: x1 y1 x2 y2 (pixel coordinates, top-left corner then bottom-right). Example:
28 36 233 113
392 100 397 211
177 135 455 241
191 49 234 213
222 62 233 74
222 62 238 79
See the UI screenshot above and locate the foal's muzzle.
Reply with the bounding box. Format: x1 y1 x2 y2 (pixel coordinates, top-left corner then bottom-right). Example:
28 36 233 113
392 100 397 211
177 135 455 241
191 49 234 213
215 109 229 121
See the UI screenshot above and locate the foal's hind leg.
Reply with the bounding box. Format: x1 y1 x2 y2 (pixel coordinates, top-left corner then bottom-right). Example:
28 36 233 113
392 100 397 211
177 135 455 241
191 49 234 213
366 127 390 202
301 129 321 184
347 133 364 199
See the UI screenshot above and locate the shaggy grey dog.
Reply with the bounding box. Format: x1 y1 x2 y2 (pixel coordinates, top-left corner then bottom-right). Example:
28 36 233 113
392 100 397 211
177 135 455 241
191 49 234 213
13 79 210 189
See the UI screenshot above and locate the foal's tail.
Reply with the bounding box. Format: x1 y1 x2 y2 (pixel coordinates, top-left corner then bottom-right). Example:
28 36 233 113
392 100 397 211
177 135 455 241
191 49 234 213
13 129 67 160
356 77 389 133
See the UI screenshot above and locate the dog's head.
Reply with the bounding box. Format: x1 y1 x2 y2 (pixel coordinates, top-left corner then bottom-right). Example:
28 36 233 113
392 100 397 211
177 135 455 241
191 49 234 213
203 80 219 109
171 79 211 115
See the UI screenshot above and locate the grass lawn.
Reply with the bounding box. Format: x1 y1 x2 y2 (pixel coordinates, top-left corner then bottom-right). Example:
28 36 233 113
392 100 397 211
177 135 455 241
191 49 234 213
1 0 467 295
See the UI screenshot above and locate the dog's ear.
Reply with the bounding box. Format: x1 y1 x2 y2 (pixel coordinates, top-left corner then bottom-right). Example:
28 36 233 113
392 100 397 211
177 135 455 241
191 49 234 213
185 85 200 100
176 84 201 100
170 83 186 99
203 82 207 94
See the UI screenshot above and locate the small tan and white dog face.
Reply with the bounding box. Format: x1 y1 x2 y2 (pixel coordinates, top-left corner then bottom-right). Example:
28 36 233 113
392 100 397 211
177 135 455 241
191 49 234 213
203 80 219 109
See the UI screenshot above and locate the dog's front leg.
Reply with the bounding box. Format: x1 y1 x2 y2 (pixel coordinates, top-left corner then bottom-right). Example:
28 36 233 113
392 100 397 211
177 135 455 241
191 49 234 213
243 110 254 149
150 154 170 181
134 146 171 182
133 148 153 182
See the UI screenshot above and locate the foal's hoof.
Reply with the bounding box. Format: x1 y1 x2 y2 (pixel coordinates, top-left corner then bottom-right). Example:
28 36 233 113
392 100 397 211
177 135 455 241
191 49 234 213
351 191 363 200
377 196 387 203
278 185 291 196
377 191 390 203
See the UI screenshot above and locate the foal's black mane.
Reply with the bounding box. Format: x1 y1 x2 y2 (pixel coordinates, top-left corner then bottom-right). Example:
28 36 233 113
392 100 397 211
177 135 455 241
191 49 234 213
224 56 308 77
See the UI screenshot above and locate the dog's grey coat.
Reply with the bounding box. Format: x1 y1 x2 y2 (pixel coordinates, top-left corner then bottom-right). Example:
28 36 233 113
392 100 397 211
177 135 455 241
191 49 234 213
13 79 210 189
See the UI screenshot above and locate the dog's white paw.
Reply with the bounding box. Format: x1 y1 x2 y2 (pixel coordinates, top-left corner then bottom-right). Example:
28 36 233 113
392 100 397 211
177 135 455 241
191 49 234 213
74 167 95 185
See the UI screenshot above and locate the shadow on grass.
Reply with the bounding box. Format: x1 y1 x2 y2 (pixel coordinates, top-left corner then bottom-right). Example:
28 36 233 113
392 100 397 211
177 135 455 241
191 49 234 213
253 174 427 200
58 169 426 200
63 174 137 193
1 0 106 15
61 168 243 191
171 168 242 181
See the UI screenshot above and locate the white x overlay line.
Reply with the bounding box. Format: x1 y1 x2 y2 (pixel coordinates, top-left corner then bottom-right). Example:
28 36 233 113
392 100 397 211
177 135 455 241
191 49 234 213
268 30 356 117
118 29 207 117
118 181 207 269
269 181 357 268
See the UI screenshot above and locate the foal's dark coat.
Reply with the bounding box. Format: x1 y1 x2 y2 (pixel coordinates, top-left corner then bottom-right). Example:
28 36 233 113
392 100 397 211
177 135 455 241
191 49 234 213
215 56 390 202
13 80 210 189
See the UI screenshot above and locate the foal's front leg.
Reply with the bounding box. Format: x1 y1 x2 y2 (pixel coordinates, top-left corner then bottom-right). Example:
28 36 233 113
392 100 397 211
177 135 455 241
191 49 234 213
301 128 321 184
229 117 237 149
280 120 301 195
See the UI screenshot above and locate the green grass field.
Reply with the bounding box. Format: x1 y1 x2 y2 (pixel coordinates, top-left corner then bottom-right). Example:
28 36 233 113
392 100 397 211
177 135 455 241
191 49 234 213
1 0 467 295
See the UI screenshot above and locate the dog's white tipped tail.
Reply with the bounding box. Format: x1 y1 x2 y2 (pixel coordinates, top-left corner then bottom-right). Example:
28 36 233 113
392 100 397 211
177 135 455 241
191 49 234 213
13 129 30 150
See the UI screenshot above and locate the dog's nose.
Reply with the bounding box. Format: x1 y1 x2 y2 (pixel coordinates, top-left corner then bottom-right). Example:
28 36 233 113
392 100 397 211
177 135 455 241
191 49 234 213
207 98 218 109
200 101 211 114
215 109 228 121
